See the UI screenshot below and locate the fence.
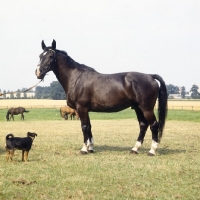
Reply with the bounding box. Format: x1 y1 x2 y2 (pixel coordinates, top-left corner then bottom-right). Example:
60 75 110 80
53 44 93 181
1 105 200 111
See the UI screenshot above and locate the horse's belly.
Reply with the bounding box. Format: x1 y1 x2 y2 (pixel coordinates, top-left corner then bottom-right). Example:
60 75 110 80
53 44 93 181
89 101 132 112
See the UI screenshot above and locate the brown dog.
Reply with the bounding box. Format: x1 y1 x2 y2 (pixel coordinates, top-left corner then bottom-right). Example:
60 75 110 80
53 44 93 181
5 132 37 162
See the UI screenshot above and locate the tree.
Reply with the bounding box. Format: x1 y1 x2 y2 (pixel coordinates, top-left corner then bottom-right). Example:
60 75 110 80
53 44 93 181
3 90 6 98
10 92 14 99
180 86 186 98
23 92 27 99
21 88 28 99
190 84 200 99
166 84 180 95
50 81 66 100
16 89 21 99
35 86 48 99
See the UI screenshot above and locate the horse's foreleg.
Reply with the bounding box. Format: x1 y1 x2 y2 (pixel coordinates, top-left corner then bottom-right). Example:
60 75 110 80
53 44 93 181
64 113 68 120
148 121 159 156
80 122 94 154
131 122 148 154
78 108 94 154
10 115 14 121
86 122 94 153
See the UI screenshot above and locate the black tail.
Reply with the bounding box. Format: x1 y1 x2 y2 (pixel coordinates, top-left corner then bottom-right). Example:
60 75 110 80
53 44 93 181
6 133 14 140
6 110 10 121
152 74 168 143
24 110 29 113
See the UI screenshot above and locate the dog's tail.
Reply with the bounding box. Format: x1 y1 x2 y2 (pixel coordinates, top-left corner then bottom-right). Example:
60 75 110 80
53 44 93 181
6 133 14 140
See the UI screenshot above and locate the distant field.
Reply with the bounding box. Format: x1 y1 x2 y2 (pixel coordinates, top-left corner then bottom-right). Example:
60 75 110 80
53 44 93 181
0 99 200 110
165 100 200 110
0 99 67 109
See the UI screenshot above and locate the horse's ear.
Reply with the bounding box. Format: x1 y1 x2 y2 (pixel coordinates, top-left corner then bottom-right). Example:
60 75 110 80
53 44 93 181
52 39 56 50
41 40 46 50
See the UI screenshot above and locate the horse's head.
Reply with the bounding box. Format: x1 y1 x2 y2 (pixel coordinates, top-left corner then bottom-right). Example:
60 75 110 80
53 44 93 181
35 40 57 79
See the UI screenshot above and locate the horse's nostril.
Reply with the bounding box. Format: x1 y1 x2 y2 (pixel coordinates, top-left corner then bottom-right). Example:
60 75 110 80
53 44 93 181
35 68 42 77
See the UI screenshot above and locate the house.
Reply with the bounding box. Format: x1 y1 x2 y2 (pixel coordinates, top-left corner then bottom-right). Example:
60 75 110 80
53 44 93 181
168 94 182 99
4 91 35 98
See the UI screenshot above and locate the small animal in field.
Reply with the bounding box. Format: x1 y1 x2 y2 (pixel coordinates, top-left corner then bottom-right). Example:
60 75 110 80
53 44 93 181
5 132 37 162
60 106 79 120
6 107 29 121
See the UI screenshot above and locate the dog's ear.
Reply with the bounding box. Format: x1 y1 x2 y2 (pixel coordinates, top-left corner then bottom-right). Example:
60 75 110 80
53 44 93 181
35 133 37 137
27 132 30 137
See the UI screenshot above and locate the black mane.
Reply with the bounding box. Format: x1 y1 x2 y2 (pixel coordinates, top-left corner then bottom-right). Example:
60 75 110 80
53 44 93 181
56 50 96 72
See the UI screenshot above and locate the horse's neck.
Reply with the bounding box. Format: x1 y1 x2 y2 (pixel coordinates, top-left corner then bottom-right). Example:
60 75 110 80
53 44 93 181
53 53 81 93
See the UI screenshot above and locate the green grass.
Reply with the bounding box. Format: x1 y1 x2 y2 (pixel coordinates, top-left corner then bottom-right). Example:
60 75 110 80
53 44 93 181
0 120 200 199
0 108 200 122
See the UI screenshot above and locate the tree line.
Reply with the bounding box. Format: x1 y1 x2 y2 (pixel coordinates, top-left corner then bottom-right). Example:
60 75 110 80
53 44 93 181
167 84 200 99
34 81 66 99
1 82 200 99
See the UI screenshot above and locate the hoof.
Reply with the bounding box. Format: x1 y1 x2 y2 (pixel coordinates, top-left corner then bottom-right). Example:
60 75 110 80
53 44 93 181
88 150 94 153
80 151 88 155
148 152 155 156
130 150 139 154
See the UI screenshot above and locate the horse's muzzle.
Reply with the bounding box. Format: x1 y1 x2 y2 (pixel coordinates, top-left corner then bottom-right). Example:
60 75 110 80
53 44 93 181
35 68 44 79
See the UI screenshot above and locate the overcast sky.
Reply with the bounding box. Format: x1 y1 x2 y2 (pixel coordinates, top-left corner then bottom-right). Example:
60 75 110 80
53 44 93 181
0 0 200 92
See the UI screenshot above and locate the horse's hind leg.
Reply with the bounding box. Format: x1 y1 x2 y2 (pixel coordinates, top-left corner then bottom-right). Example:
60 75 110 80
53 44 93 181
148 121 159 156
138 109 159 156
21 113 24 120
131 108 149 154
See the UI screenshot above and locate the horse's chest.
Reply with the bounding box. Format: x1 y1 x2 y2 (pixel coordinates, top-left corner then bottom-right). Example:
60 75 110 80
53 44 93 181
67 96 76 109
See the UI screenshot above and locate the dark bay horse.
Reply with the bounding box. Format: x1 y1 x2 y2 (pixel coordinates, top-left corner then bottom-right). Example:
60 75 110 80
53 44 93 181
6 107 29 121
35 40 167 156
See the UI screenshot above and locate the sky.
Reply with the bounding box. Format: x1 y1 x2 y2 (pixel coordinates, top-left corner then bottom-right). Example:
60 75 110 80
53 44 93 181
0 0 200 92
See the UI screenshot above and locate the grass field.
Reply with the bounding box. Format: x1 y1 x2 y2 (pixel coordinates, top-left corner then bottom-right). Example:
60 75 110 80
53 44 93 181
0 100 200 199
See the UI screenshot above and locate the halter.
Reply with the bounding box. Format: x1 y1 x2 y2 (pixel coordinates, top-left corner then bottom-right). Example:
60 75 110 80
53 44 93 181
40 48 57 73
